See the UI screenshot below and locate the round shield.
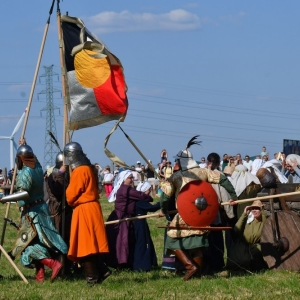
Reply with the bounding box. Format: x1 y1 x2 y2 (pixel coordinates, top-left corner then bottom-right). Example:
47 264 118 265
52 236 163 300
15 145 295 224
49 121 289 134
177 180 219 227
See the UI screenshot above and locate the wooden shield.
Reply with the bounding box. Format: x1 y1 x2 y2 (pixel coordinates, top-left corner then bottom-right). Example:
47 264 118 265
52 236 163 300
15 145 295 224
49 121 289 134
261 211 300 271
177 180 219 227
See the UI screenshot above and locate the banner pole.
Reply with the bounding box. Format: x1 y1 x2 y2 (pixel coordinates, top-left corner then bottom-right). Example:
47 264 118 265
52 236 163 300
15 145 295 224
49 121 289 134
56 1 71 276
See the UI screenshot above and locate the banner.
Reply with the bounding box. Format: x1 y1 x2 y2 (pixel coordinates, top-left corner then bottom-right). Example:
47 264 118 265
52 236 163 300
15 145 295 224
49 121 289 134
61 15 128 130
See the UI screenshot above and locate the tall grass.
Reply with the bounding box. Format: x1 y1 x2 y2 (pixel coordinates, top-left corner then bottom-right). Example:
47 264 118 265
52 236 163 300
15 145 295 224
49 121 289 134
0 198 299 299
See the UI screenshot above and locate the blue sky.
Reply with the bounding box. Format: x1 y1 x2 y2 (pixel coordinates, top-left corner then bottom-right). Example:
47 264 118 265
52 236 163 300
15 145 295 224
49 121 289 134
0 1 299 171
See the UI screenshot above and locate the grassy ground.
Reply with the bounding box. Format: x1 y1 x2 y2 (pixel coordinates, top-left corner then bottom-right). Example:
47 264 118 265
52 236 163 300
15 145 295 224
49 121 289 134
0 198 300 299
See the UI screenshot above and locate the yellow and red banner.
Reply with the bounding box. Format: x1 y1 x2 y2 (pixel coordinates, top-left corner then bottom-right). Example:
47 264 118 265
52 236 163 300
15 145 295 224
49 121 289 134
61 15 128 130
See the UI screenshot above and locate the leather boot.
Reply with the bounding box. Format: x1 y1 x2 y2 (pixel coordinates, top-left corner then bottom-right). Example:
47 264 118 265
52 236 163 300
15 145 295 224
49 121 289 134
35 261 45 283
82 256 99 286
192 257 203 277
41 258 62 282
97 256 111 283
173 250 198 281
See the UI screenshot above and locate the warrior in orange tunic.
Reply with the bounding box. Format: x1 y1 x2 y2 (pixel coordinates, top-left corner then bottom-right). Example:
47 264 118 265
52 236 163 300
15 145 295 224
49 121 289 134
64 142 110 285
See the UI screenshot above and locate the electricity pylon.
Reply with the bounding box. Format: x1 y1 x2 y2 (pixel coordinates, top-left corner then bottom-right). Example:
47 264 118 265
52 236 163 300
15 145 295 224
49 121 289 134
39 65 61 170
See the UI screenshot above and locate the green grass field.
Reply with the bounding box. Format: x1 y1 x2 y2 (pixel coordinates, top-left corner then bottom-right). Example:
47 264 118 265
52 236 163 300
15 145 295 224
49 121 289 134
0 198 300 300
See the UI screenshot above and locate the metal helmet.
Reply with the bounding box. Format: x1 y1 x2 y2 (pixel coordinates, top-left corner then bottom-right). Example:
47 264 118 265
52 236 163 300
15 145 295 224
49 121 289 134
63 142 82 156
17 144 34 156
55 152 64 169
173 136 201 171
173 149 198 171
174 149 193 160
63 142 90 169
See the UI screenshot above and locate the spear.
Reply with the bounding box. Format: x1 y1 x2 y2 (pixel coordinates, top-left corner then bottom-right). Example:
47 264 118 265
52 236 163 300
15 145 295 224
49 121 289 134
105 210 177 225
221 191 300 206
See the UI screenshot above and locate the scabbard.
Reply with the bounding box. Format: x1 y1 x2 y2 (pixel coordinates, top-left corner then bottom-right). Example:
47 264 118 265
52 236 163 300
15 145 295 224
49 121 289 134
158 226 232 231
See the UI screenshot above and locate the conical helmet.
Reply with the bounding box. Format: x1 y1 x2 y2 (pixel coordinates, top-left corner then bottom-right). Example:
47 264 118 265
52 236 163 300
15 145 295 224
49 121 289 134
173 136 201 171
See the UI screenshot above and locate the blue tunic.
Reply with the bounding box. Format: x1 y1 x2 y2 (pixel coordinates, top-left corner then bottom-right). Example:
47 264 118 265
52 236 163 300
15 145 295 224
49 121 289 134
133 201 160 271
16 161 67 267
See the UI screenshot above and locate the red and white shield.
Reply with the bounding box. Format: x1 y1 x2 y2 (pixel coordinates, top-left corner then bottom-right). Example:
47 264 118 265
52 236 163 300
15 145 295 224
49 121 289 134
177 180 219 227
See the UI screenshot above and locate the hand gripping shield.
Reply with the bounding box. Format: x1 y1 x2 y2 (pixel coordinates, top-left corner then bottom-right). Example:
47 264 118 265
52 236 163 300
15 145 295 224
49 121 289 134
177 180 219 227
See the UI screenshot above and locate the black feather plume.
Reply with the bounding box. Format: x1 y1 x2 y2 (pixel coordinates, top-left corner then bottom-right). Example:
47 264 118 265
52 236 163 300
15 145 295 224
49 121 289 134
186 135 201 149
48 131 61 151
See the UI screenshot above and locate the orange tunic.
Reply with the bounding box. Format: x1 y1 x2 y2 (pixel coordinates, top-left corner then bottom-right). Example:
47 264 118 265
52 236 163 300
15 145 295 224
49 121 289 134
66 165 109 262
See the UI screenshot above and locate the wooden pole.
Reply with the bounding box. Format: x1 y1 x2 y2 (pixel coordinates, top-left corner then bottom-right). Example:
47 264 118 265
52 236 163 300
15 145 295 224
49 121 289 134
118 125 160 179
105 210 177 225
221 191 300 206
158 226 232 231
0 245 28 284
56 5 71 277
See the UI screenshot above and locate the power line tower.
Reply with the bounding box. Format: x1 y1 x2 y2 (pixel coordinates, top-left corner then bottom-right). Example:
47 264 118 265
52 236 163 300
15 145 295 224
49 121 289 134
39 65 61 170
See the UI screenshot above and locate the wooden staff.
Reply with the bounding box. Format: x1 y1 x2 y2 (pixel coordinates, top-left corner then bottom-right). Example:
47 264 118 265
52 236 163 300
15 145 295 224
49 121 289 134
105 210 177 225
221 191 300 206
118 125 160 179
158 226 232 231
0 245 28 284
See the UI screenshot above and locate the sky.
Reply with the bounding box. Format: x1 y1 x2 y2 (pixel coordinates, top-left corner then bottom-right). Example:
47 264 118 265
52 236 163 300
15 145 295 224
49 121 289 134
0 1 300 171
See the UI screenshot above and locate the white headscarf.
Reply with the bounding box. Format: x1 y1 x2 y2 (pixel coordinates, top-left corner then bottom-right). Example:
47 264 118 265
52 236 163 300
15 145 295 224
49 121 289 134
262 159 288 183
108 170 132 202
136 181 151 192
251 158 263 176
231 165 261 197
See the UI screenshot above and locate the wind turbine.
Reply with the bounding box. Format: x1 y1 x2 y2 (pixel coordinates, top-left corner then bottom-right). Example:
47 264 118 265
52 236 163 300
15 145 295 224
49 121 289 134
0 108 27 169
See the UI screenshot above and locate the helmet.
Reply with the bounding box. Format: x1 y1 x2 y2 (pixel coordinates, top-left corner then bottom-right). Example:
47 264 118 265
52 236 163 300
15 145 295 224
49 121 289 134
63 142 90 169
173 149 198 171
173 149 193 160
15 144 35 170
55 152 64 169
17 144 34 156
63 142 82 155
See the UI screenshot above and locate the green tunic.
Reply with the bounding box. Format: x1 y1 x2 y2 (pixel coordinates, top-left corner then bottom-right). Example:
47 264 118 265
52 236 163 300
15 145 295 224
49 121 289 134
235 212 266 245
227 211 266 270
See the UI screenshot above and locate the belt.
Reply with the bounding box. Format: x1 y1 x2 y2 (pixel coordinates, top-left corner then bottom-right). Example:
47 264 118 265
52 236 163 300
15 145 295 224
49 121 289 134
24 199 44 209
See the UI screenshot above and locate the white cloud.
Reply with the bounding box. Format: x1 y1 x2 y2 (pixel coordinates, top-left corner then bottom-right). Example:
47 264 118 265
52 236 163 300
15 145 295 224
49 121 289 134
87 9 201 33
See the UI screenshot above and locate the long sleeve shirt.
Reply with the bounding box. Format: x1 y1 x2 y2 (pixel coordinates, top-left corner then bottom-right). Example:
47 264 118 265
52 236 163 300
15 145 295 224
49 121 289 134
234 211 266 245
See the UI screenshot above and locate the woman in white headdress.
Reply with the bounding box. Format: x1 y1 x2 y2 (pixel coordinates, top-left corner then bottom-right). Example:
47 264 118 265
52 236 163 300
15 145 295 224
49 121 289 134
105 171 153 270
133 182 161 271
231 165 262 219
